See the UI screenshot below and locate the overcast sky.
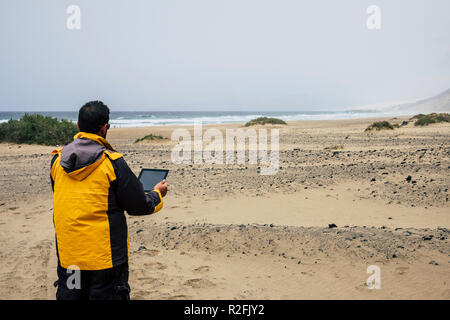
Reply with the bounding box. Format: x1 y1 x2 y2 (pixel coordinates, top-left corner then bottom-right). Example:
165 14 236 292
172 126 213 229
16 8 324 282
0 0 449 111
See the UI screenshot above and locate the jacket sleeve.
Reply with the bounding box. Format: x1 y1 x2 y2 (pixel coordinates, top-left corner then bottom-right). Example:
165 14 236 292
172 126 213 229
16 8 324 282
111 157 163 215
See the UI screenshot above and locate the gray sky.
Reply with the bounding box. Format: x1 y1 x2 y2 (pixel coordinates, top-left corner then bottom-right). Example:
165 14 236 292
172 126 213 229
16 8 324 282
0 0 449 111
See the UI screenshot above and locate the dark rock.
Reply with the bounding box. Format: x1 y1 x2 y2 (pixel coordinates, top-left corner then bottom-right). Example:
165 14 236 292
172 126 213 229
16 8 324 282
406 175 412 182
328 223 337 229
422 235 433 241
136 229 143 234
437 227 449 233
429 260 438 266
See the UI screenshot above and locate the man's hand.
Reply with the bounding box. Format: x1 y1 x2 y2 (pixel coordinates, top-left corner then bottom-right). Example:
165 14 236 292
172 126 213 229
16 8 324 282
154 179 168 197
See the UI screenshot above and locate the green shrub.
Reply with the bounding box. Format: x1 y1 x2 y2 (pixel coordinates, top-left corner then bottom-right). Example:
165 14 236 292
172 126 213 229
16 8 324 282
134 133 166 143
411 114 425 120
365 121 398 132
0 114 78 146
412 113 450 126
245 117 287 127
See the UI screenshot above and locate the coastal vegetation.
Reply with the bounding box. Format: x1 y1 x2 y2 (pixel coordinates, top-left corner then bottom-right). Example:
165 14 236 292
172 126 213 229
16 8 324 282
365 121 399 132
0 114 78 146
244 117 287 127
411 113 450 126
134 133 166 143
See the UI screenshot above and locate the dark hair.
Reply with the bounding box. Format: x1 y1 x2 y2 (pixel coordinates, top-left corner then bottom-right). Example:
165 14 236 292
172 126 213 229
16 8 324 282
78 101 110 134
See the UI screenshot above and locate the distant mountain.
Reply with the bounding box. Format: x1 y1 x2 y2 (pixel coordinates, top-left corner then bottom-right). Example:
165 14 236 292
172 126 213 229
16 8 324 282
391 88 450 113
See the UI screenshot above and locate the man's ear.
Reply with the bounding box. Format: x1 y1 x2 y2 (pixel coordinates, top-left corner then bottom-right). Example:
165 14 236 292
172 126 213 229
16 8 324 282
97 124 107 138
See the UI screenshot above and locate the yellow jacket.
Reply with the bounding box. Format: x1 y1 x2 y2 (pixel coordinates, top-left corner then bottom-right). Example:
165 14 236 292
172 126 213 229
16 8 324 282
51 132 163 270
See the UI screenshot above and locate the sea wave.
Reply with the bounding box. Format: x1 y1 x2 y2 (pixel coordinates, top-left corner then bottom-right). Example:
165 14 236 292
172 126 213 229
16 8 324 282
0 110 406 128
108 111 401 127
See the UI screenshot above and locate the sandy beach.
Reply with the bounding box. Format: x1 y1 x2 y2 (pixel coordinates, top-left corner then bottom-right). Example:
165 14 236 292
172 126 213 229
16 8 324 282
0 117 449 299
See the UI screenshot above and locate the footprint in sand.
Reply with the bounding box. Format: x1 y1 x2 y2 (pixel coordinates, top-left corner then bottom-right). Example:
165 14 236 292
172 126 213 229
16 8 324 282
156 262 168 270
141 249 160 257
396 266 409 275
184 278 215 288
136 277 163 287
193 266 210 273
143 261 168 270
132 290 151 299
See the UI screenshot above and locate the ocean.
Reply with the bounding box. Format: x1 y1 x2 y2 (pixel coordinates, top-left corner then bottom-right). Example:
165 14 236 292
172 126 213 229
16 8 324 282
0 110 402 128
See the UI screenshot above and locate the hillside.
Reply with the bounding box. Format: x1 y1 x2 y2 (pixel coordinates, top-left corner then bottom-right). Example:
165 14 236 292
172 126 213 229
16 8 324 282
392 88 450 113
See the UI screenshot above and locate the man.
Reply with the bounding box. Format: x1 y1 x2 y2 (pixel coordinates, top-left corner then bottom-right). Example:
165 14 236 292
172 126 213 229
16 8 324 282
50 100 168 300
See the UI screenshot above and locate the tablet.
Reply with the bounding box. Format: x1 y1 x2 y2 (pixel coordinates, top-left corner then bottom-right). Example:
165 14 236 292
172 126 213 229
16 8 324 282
138 169 169 192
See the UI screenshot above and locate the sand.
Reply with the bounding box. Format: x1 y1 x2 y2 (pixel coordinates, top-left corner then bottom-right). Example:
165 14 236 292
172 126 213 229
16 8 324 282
0 117 449 299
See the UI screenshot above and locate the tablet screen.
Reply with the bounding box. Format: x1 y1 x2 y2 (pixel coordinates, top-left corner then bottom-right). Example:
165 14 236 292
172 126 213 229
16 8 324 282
138 169 169 192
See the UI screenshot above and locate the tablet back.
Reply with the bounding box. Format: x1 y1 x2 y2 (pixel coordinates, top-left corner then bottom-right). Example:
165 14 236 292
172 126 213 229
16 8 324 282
138 169 169 192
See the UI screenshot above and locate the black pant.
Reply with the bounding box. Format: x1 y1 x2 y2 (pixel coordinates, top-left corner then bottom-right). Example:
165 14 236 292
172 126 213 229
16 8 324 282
55 263 130 300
